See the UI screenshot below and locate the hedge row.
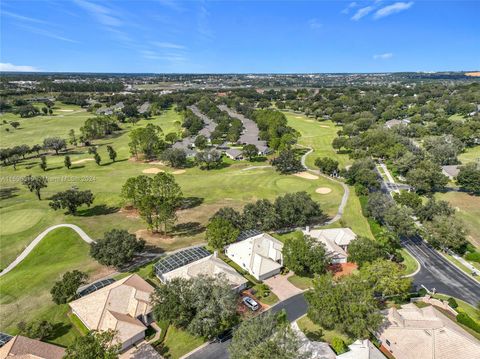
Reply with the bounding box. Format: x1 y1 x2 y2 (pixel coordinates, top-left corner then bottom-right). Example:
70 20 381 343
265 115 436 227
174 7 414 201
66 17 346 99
456 313 480 333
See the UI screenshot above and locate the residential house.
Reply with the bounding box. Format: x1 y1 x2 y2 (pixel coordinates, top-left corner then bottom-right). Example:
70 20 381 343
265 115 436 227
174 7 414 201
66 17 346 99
441 165 460 180
69 274 155 351
385 119 410 129
292 322 336 359
378 303 480 359
336 340 385 359
225 148 243 160
225 230 283 281
303 228 357 264
138 102 151 115
154 248 247 292
0 335 65 359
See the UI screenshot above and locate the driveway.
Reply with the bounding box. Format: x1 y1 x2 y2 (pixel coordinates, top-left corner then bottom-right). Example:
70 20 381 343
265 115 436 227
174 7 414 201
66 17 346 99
264 272 303 301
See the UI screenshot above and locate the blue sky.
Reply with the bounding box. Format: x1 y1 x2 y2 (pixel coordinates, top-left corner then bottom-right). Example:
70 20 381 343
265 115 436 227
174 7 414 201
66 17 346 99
1 0 479 73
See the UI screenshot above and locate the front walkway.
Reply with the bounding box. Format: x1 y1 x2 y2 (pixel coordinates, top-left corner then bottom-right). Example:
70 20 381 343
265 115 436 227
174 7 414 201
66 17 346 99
264 272 303 301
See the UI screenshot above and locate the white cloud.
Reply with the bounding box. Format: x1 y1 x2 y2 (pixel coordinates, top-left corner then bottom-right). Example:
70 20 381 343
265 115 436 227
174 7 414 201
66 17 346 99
15 23 79 43
0 62 40 72
73 0 123 27
373 52 393 60
151 41 186 49
374 2 414 19
308 18 322 29
341 2 358 14
351 6 374 21
2 10 49 25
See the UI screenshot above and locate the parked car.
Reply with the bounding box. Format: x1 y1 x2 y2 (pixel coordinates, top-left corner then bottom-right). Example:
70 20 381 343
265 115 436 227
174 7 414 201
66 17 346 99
242 296 259 311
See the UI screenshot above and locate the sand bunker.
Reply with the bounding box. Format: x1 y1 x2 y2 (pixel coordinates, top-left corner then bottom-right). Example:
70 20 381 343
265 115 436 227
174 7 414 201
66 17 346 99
294 172 319 180
172 170 186 174
142 168 164 174
295 116 303 118
319 125 330 128
72 158 94 164
58 109 74 112
316 187 332 194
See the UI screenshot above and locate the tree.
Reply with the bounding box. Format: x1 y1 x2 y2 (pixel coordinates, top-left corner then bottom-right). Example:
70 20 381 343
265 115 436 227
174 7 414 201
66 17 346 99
90 229 145 268
283 235 329 276
10 121 20 129
365 192 393 222
64 155 72 169
393 191 422 210
17 320 53 340
242 199 278 231
165 132 179 144
42 107 48 115
21 175 48 200
242 144 259 161
359 260 411 299
425 215 468 254
122 173 183 233
305 274 382 339
123 104 139 118
107 145 117 162
68 129 78 146
39 155 47 171
228 311 303 359
272 150 304 174
416 197 455 222
212 207 243 229
384 205 417 237
10 154 19 170
43 137 66 155
31 144 42 156
129 124 165 160
194 135 208 150
274 192 322 228
49 187 94 215
347 236 386 267
315 157 339 176
17 104 40 118
345 159 380 192
152 275 238 339
65 330 120 359
457 163 480 195
424 135 464 165
206 217 240 249
94 152 101 165
50 270 88 304
161 148 187 168
196 149 223 170
406 160 448 194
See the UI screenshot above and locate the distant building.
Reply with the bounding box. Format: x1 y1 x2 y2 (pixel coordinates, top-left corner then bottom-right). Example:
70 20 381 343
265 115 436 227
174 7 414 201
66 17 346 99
385 119 410 129
378 303 480 359
303 228 357 264
225 231 283 281
441 165 460 180
69 274 154 351
225 148 243 160
0 335 65 359
138 102 151 114
291 322 336 359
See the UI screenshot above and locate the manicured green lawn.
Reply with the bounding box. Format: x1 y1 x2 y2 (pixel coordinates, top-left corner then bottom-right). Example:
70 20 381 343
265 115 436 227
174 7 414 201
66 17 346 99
433 294 480 325
0 227 106 337
400 248 419 276
436 191 480 249
160 326 205 359
288 275 313 290
297 315 352 345
458 145 480 164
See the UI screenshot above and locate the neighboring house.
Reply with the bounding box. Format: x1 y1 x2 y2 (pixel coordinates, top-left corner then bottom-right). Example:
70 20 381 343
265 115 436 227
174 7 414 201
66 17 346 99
303 228 357 264
385 119 410 129
154 248 247 292
292 322 336 359
225 148 243 160
97 107 114 116
441 165 460 180
336 339 385 359
378 303 480 359
0 335 65 359
225 230 283 281
138 102 151 115
112 101 125 111
69 274 155 351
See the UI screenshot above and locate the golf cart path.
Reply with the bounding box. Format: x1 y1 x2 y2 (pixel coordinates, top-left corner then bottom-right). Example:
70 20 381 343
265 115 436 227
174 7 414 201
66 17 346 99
299 145 349 225
0 224 95 277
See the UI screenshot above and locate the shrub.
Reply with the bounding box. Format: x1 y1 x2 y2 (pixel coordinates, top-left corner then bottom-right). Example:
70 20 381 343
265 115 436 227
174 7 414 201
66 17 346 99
456 313 480 333
447 297 458 309
417 288 427 297
465 251 480 263
331 337 348 355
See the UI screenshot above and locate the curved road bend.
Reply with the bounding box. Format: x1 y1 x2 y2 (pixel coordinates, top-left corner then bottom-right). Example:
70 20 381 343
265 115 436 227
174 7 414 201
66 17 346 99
187 293 307 359
403 235 480 306
0 224 95 277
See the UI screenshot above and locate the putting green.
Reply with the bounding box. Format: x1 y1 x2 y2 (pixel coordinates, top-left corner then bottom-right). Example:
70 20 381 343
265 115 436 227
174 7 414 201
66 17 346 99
274 177 312 192
0 209 45 236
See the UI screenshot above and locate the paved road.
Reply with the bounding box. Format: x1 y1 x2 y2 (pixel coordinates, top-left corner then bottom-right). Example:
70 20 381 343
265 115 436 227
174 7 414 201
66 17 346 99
377 163 480 306
186 293 307 359
299 145 350 225
0 224 95 277
404 236 480 306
